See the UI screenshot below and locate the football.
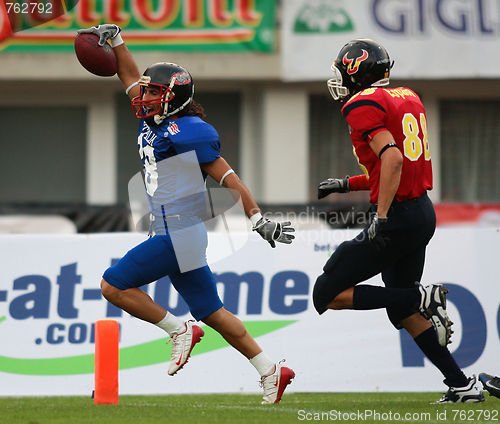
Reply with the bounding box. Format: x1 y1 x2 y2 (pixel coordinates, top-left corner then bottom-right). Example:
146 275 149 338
74 33 118 77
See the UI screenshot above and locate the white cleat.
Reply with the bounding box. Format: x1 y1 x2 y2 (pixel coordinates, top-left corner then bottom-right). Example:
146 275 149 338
260 360 295 405
434 375 485 403
167 320 204 376
418 284 453 347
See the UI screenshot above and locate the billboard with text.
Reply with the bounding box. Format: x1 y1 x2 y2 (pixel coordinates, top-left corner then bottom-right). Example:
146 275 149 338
0 228 498 395
282 0 500 80
0 0 276 52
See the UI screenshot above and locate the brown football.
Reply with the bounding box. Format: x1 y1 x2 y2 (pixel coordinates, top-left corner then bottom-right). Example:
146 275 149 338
74 33 118 77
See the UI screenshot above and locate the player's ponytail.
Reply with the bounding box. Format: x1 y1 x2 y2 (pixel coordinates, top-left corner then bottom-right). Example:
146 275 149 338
177 100 206 119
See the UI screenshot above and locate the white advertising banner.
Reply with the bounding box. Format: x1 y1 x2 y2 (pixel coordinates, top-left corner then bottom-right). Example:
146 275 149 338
282 0 500 81
0 228 498 395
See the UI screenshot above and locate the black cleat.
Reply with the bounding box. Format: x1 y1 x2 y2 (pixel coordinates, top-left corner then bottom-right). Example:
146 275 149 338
479 373 500 399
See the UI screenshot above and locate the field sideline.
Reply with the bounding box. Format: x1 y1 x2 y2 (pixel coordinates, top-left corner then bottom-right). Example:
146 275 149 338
1 393 499 424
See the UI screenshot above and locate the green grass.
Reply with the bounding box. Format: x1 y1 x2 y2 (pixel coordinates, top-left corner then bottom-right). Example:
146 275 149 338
0 393 498 424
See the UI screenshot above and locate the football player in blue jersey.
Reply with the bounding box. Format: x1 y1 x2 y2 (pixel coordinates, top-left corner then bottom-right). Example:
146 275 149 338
77 24 295 404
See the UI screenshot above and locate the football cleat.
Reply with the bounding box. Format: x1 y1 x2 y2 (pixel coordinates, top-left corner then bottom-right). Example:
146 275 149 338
418 284 453 347
434 376 485 404
479 373 500 399
167 320 204 376
260 360 295 405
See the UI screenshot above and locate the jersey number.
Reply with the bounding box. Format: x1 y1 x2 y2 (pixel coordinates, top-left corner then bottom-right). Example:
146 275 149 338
401 113 431 161
138 137 158 196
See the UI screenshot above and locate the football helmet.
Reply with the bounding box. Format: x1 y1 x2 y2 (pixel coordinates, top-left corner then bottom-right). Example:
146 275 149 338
131 62 194 124
327 39 393 101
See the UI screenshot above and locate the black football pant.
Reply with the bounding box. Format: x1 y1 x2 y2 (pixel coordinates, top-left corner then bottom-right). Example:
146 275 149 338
313 192 436 328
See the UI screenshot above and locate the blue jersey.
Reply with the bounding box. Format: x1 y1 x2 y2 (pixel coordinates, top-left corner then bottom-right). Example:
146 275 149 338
137 115 220 231
103 116 224 314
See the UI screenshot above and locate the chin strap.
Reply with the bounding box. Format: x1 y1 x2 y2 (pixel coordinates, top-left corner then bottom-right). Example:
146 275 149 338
154 114 166 125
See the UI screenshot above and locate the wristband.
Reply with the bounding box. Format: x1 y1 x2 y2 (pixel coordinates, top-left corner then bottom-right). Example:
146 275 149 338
125 81 139 95
110 33 124 48
219 169 235 186
250 212 262 227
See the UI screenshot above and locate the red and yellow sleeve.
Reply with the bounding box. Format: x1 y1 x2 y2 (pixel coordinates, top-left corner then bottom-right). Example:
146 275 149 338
348 174 370 191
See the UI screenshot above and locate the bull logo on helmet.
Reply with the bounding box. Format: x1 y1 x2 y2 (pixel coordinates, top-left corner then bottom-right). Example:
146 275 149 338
343 49 369 75
172 72 191 85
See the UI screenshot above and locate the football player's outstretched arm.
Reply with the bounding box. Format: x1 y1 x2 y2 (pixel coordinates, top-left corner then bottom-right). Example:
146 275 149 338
77 24 140 98
201 157 259 218
113 44 141 99
317 175 370 199
201 157 295 248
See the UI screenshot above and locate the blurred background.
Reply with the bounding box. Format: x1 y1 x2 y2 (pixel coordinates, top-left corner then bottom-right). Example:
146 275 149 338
0 0 499 233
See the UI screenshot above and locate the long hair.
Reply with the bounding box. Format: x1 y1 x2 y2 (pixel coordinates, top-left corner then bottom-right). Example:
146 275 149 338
178 99 206 119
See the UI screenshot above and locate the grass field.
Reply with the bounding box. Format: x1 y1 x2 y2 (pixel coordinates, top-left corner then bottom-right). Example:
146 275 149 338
1 393 499 424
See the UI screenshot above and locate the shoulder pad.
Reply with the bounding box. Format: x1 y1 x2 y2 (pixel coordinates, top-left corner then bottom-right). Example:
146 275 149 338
344 87 381 108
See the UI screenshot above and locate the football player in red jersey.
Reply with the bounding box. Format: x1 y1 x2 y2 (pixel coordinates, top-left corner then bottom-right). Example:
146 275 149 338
313 39 484 403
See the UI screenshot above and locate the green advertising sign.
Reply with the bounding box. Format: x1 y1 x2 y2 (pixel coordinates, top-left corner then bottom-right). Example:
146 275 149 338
0 0 276 52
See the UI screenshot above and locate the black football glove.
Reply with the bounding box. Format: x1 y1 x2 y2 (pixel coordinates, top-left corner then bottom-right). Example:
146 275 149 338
77 24 121 47
252 218 295 248
318 176 350 199
367 213 390 251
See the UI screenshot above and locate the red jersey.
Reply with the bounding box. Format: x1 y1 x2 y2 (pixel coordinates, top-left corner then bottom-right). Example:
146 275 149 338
341 87 433 204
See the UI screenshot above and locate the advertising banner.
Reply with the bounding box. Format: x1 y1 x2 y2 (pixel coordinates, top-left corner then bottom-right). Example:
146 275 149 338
0 228 499 395
282 0 500 80
0 0 276 52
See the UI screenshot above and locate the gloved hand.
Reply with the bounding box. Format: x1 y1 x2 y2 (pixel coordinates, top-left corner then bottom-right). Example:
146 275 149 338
252 218 295 248
317 176 350 199
77 24 122 47
367 213 390 251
